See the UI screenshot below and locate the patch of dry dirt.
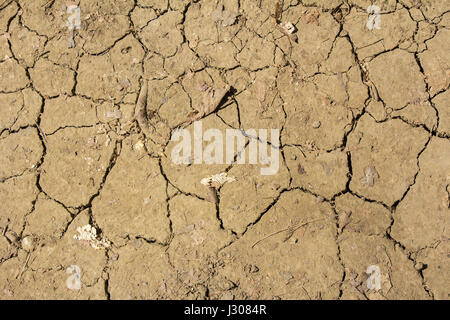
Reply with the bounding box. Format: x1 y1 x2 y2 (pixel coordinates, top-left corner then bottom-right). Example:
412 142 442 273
0 0 448 300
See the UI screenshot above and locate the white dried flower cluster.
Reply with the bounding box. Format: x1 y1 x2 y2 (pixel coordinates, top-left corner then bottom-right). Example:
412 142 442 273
201 172 236 187
73 224 110 250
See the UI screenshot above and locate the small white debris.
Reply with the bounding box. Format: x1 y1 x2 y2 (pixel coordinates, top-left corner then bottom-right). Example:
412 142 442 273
66 265 81 290
201 172 236 187
312 120 321 129
143 196 151 205
134 140 144 151
73 224 110 250
191 230 204 246
284 22 296 34
362 166 379 187
21 236 36 252
105 110 122 119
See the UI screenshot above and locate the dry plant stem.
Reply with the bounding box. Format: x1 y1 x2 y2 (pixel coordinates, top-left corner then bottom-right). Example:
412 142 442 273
15 252 30 279
251 218 325 249
274 0 283 23
135 79 152 137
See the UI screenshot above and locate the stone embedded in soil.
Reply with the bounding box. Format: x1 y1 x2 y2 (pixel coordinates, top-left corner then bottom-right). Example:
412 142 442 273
391 138 450 251
347 115 429 206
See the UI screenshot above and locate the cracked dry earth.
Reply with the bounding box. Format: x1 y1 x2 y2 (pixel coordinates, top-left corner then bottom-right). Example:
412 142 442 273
0 0 449 300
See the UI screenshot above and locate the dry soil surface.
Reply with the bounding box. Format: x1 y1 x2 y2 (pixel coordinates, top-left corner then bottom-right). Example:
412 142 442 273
0 0 449 300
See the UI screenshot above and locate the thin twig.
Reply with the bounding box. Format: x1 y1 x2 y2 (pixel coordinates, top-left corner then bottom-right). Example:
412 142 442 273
16 252 30 279
251 218 325 249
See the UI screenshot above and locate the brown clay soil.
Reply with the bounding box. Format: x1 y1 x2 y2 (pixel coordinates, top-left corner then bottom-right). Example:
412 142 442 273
0 0 449 300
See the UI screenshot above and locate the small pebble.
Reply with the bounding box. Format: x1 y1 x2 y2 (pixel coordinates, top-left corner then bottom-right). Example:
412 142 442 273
134 140 144 151
312 121 321 129
22 236 35 251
